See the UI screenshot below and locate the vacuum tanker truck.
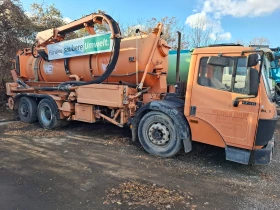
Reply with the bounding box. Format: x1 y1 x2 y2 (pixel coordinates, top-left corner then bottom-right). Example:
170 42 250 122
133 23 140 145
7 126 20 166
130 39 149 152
6 12 277 165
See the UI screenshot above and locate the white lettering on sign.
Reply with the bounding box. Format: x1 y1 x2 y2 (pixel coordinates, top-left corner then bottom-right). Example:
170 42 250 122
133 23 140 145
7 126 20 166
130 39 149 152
43 62 53 74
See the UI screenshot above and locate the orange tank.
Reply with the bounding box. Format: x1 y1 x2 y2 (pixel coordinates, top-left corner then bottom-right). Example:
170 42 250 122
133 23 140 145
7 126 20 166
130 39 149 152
21 31 170 88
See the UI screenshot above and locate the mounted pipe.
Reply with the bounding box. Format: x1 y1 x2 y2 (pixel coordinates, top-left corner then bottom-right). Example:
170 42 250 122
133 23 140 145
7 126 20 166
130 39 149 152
137 23 163 90
36 12 121 46
176 31 181 84
175 31 181 96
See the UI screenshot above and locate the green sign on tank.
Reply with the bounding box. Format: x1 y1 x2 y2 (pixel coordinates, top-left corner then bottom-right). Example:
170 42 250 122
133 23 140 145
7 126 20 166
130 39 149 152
47 33 112 60
167 50 191 85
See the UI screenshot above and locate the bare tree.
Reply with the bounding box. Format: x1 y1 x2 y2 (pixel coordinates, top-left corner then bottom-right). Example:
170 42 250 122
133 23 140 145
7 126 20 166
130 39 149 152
234 39 245 45
187 16 220 48
28 2 65 31
0 0 34 106
122 17 189 50
250 37 270 45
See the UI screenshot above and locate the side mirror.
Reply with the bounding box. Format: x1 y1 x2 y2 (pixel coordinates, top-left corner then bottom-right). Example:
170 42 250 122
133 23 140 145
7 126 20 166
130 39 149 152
247 54 259 67
245 68 259 96
264 51 275 62
207 56 230 67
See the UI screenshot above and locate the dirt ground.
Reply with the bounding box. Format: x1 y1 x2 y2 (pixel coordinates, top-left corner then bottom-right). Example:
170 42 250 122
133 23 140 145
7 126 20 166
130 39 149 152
0 107 280 210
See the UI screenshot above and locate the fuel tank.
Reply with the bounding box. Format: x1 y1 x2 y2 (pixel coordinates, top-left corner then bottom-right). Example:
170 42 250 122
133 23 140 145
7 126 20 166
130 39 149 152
167 50 191 85
19 32 170 88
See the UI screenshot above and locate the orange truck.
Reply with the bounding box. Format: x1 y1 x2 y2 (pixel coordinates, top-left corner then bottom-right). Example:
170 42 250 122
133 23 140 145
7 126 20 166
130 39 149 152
6 12 277 165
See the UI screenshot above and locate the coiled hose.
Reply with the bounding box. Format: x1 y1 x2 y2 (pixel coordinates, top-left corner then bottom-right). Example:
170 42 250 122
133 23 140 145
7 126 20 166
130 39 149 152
31 13 121 91
58 13 121 88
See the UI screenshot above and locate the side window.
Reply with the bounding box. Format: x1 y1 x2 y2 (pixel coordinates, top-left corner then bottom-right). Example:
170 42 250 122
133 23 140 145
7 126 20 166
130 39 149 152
197 56 252 95
197 57 232 91
233 58 247 94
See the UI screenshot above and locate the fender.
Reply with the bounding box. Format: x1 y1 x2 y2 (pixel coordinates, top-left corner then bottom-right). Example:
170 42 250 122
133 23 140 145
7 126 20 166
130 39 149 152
130 98 192 153
13 93 61 119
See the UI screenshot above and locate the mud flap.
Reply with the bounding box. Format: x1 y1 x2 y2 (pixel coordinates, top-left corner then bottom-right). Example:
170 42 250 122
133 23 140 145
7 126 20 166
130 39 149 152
183 138 192 153
225 146 251 165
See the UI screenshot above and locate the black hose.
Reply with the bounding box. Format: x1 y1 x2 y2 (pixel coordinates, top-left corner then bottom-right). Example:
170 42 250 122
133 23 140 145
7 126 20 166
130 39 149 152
89 54 93 74
34 87 62 91
118 81 137 88
31 41 40 58
17 79 29 88
34 81 137 91
59 13 121 87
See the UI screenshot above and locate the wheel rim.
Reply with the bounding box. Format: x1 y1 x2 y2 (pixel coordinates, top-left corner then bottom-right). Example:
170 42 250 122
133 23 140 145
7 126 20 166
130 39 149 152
40 104 52 126
148 122 170 146
20 101 29 117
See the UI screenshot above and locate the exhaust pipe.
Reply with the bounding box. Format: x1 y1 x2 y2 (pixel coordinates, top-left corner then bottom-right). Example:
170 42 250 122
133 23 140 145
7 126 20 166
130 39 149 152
176 31 181 95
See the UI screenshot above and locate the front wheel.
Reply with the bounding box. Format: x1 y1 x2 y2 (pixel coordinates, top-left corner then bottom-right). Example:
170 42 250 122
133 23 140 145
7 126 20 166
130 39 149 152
138 111 182 157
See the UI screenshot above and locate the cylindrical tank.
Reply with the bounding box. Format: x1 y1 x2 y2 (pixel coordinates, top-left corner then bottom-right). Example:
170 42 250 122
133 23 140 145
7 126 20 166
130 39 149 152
21 33 170 88
167 50 191 85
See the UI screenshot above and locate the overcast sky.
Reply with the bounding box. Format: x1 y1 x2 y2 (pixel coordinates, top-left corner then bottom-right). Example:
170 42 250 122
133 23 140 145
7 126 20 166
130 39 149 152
22 0 280 47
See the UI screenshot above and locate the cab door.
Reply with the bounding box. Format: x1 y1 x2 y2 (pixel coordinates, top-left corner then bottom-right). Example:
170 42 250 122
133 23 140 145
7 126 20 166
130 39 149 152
186 54 260 149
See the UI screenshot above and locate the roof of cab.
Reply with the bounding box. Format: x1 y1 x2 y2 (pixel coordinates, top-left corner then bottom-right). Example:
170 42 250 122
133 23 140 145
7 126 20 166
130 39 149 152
192 44 255 55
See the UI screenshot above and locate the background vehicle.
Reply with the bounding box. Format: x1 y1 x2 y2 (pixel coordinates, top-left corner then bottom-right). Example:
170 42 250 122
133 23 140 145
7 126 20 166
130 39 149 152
249 45 280 104
6 12 277 165
270 47 280 101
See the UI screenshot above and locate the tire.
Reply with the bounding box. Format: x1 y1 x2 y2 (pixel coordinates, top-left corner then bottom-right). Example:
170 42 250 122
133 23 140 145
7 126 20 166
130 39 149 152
37 99 62 129
138 111 182 157
18 97 38 123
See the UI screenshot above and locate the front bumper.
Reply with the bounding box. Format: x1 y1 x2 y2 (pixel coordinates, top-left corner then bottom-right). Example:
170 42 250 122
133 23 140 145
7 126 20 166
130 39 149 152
254 137 275 165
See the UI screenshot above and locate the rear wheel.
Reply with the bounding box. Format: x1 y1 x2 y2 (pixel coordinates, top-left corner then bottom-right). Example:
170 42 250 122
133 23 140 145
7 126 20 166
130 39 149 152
138 111 182 157
37 99 67 129
18 97 37 123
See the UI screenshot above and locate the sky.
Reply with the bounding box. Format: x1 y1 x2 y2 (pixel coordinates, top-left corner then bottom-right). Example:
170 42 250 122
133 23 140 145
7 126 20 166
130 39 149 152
21 0 280 47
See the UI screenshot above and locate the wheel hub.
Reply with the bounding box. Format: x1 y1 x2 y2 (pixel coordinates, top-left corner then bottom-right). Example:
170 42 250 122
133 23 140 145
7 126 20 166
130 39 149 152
40 105 52 125
148 123 170 146
20 102 29 117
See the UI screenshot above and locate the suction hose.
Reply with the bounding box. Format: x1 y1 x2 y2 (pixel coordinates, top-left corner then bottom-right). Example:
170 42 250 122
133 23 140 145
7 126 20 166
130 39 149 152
59 13 121 87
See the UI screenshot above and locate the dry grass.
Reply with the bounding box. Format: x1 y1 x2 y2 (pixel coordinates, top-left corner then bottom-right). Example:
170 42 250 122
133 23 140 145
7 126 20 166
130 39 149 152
104 181 192 209
4 121 66 137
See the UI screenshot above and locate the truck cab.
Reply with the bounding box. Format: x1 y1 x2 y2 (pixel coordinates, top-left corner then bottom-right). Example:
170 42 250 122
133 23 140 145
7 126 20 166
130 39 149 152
184 45 277 164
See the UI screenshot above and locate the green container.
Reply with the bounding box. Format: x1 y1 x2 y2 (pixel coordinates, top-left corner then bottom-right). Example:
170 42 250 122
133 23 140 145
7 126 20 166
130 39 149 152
167 50 191 85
